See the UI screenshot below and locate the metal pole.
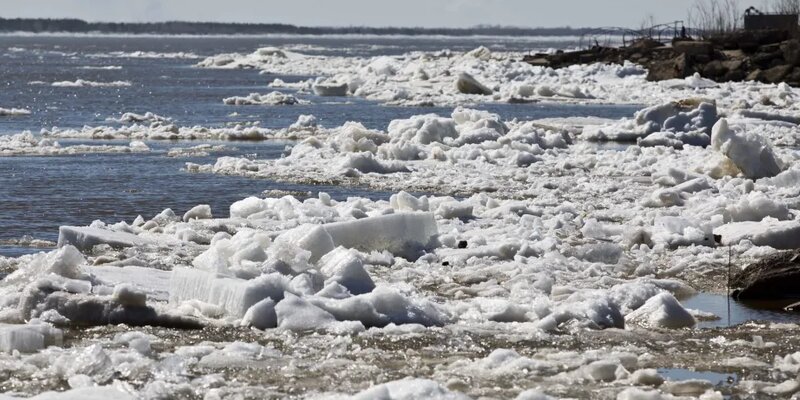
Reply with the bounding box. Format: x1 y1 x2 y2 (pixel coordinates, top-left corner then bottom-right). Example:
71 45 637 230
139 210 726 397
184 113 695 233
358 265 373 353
727 245 732 327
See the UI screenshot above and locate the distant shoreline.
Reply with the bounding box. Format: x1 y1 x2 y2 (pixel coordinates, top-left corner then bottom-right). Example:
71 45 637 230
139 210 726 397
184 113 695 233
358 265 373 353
0 17 620 38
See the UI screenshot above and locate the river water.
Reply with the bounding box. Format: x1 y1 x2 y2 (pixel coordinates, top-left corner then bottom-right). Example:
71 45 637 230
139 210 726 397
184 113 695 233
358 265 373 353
0 34 640 256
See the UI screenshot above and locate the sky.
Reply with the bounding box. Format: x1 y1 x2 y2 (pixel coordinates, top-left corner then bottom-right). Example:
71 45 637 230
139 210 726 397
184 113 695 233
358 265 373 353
0 0 708 29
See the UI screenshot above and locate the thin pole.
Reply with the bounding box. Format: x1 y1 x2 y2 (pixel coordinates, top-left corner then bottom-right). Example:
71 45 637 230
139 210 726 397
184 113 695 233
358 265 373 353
727 245 732 327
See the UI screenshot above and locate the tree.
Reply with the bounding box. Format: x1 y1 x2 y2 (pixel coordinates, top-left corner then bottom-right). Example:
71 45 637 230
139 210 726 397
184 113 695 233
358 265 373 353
769 0 800 14
688 0 742 37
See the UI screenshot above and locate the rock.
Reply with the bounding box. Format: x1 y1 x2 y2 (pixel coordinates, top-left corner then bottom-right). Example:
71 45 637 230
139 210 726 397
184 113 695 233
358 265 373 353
746 68 763 81
786 67 800 86
783 39 800 66
629 38 664 50
751 51 783 69
731 250 800 300
673 40 712 56
455 72 492 95
702 60 726 79
762 64 793 83
647 54 692 81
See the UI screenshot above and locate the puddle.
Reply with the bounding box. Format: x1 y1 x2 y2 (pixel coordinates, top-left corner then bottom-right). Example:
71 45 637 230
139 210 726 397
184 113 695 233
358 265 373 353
683 292 800 328
658 368 738 395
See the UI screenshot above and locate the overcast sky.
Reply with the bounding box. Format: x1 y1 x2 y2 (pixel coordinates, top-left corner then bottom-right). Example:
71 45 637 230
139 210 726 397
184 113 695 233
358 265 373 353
0 0 714 29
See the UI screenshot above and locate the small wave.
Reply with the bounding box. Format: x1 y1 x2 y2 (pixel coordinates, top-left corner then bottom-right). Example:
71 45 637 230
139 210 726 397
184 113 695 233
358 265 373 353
78 65 123 70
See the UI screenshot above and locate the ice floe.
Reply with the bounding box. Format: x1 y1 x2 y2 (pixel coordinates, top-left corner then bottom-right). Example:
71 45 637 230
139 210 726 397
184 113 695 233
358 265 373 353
0 132 149 156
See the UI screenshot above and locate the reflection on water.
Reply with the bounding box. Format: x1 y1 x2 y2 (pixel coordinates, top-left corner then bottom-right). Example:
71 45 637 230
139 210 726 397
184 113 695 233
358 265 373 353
659 368 738 387
683 292 800 328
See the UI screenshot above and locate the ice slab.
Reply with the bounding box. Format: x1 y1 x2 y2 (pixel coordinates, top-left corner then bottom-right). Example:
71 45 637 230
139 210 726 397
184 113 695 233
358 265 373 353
318 247 375 295
91 265 172 302
625 293 696 329
57 226 152 251
323 212 439 259
713 219 800 249
0 323 63 353
169 267 289 317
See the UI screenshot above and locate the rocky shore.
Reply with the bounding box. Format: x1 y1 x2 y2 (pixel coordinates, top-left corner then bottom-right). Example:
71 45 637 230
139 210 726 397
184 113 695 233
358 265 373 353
524 29 800 86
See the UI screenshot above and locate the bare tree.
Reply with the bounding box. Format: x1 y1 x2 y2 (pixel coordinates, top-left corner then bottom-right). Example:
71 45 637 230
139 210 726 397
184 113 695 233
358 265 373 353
768 0 800 14
688 0 742 37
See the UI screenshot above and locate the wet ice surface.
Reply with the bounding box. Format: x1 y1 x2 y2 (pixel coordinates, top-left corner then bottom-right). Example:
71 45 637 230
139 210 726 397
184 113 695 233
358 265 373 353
4 35 800 400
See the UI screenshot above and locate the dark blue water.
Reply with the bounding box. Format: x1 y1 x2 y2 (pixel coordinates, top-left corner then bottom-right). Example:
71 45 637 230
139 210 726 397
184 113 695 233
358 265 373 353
0 35 640 257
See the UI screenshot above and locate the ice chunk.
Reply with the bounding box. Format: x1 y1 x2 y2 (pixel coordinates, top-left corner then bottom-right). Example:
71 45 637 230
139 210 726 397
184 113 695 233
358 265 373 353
272 224 335 264
436 201 474 220
725 191 789 222
310 286 446 327
0 322 62 353
582 359 624 382
27 386 136 400
713 219 800 249
3 245 85 285
169 267 290 317
57 226 152 251
183 204 212 221
241 298 277 330
352 378 470 400
313 80 348 96
455 72 492 95
275 292 337 331
323 212 439 259
390 191 429 211
229 196 267 219
318 247 375 295
515 389 556 400
625 293 696 329
339 152 410 174
112 284 147 307
223 91 305 105
711 118 782 179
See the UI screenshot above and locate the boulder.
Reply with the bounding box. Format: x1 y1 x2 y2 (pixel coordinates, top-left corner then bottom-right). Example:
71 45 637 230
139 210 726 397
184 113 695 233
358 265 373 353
782 39 800 66
731 250 800 300
647 54 692 81
762 64 793 83
673 41 712 56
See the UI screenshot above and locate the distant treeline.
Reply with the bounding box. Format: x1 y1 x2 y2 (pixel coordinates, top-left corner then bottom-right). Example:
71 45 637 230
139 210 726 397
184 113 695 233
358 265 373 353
0 18 618 36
